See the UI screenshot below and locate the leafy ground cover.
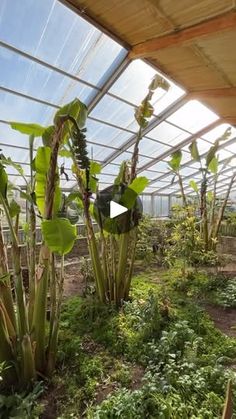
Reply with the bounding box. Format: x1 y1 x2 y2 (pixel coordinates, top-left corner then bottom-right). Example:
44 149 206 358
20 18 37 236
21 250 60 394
1 267 236 418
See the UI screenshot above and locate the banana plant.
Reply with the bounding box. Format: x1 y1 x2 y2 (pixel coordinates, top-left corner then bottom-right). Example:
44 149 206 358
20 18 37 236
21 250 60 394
167 128 235 251
168 150 188 208
0 106 82 389
63 75 169 305
188 128 235 250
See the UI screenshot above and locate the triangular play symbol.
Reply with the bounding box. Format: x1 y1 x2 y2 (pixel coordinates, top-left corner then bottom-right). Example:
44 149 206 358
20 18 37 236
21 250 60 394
110 201 128 219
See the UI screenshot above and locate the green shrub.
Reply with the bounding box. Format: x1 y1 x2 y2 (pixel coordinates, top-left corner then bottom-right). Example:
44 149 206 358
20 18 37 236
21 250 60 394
215 278 236 308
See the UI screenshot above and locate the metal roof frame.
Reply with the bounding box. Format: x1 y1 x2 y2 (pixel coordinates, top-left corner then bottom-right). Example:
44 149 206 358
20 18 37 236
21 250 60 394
0 0 235 198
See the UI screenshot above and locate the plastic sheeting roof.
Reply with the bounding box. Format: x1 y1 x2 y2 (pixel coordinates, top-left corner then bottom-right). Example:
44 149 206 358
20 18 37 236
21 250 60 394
0 0 236 197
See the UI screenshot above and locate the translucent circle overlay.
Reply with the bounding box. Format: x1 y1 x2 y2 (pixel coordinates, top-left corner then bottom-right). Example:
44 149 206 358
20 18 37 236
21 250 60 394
93 185 143 234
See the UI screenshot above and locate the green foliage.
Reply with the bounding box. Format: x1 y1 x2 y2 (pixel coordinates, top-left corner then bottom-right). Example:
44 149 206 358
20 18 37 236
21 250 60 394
166 206 221 270
54 98 87 129
136 216 170 265
10 122 45 137
208 155 218 174
79 257 96 295
34 146 61 215
168 150 182 172
215 278 236 308
189 179 199 193
8 199 21 218
41 218 77 255
87 300 236 419
0 382 43 418
189 140 200 162
39 268 236 418
0 164 8 199
121 176 149 209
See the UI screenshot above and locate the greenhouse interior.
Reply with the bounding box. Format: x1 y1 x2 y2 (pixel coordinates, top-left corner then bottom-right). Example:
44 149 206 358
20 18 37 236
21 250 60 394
1 0 236 417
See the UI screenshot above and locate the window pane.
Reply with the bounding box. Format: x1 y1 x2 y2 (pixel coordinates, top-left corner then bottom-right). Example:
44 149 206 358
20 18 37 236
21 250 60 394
202 123 236 142
127 138 170 157
0 0 126 87
110 59 184 111
90 95 138 132
0 91 54 124
148 121 189 146
0 46 95 106
86 119 131 148
167 100 219 133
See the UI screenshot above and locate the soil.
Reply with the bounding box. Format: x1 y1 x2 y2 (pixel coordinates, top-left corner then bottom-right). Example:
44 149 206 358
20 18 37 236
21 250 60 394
40 382 66 419
63 258 85 297
204 303 236 337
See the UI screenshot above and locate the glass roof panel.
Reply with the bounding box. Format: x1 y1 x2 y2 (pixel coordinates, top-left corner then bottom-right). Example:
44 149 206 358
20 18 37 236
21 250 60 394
224 143 236 154
86 119 131 148
151 180 172 188
101 163 120 175
127 138 170 157
138 156 153 167
0 0 126 87
142 187 156 194
108 151 131 165
99 174 116 183
202 123 236 142
139 170 164 179
0 144 29 164
148 121 189 146
0 91 54 125
0 122 41 149
180 167 198 176
216 149 234 161
148 161 170 173
167 100 219 133
87 144 115 161
90 96 138 132
109 59 184 111
0 46 95 106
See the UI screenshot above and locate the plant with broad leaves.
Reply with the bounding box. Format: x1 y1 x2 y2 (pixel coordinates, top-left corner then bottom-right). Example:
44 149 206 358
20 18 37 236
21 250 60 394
168 128 236 252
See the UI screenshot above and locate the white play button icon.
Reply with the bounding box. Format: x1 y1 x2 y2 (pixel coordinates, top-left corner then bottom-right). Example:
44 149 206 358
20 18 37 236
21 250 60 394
110 201 128 219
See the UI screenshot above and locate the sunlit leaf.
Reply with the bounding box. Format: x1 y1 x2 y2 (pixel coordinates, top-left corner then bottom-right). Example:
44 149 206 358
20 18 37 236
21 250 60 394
189 180 199 193
42 125 55 147
208 156 218 174
42 218 77 255
207 191 214 202
206 144 218 168
9 199 21 218
59 149 72 158
65 191 83 206
189 141 200 162
168 150 182 171
120 177 148 209
54 98 88 129
10 122 45 137
34 147 61 215
0 164 8 198
90 161 102 175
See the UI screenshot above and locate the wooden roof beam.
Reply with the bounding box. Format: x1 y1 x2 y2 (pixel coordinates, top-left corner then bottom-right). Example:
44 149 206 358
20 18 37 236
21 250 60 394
129 10 236 59
188 87 236 99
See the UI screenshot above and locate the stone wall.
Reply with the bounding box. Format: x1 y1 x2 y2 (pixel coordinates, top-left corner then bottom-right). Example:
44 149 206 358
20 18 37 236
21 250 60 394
7 237 89 269
218 236 236 256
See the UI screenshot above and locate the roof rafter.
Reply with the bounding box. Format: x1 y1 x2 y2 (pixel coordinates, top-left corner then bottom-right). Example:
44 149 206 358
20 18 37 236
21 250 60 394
189 87 236 99
129 10 236 59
